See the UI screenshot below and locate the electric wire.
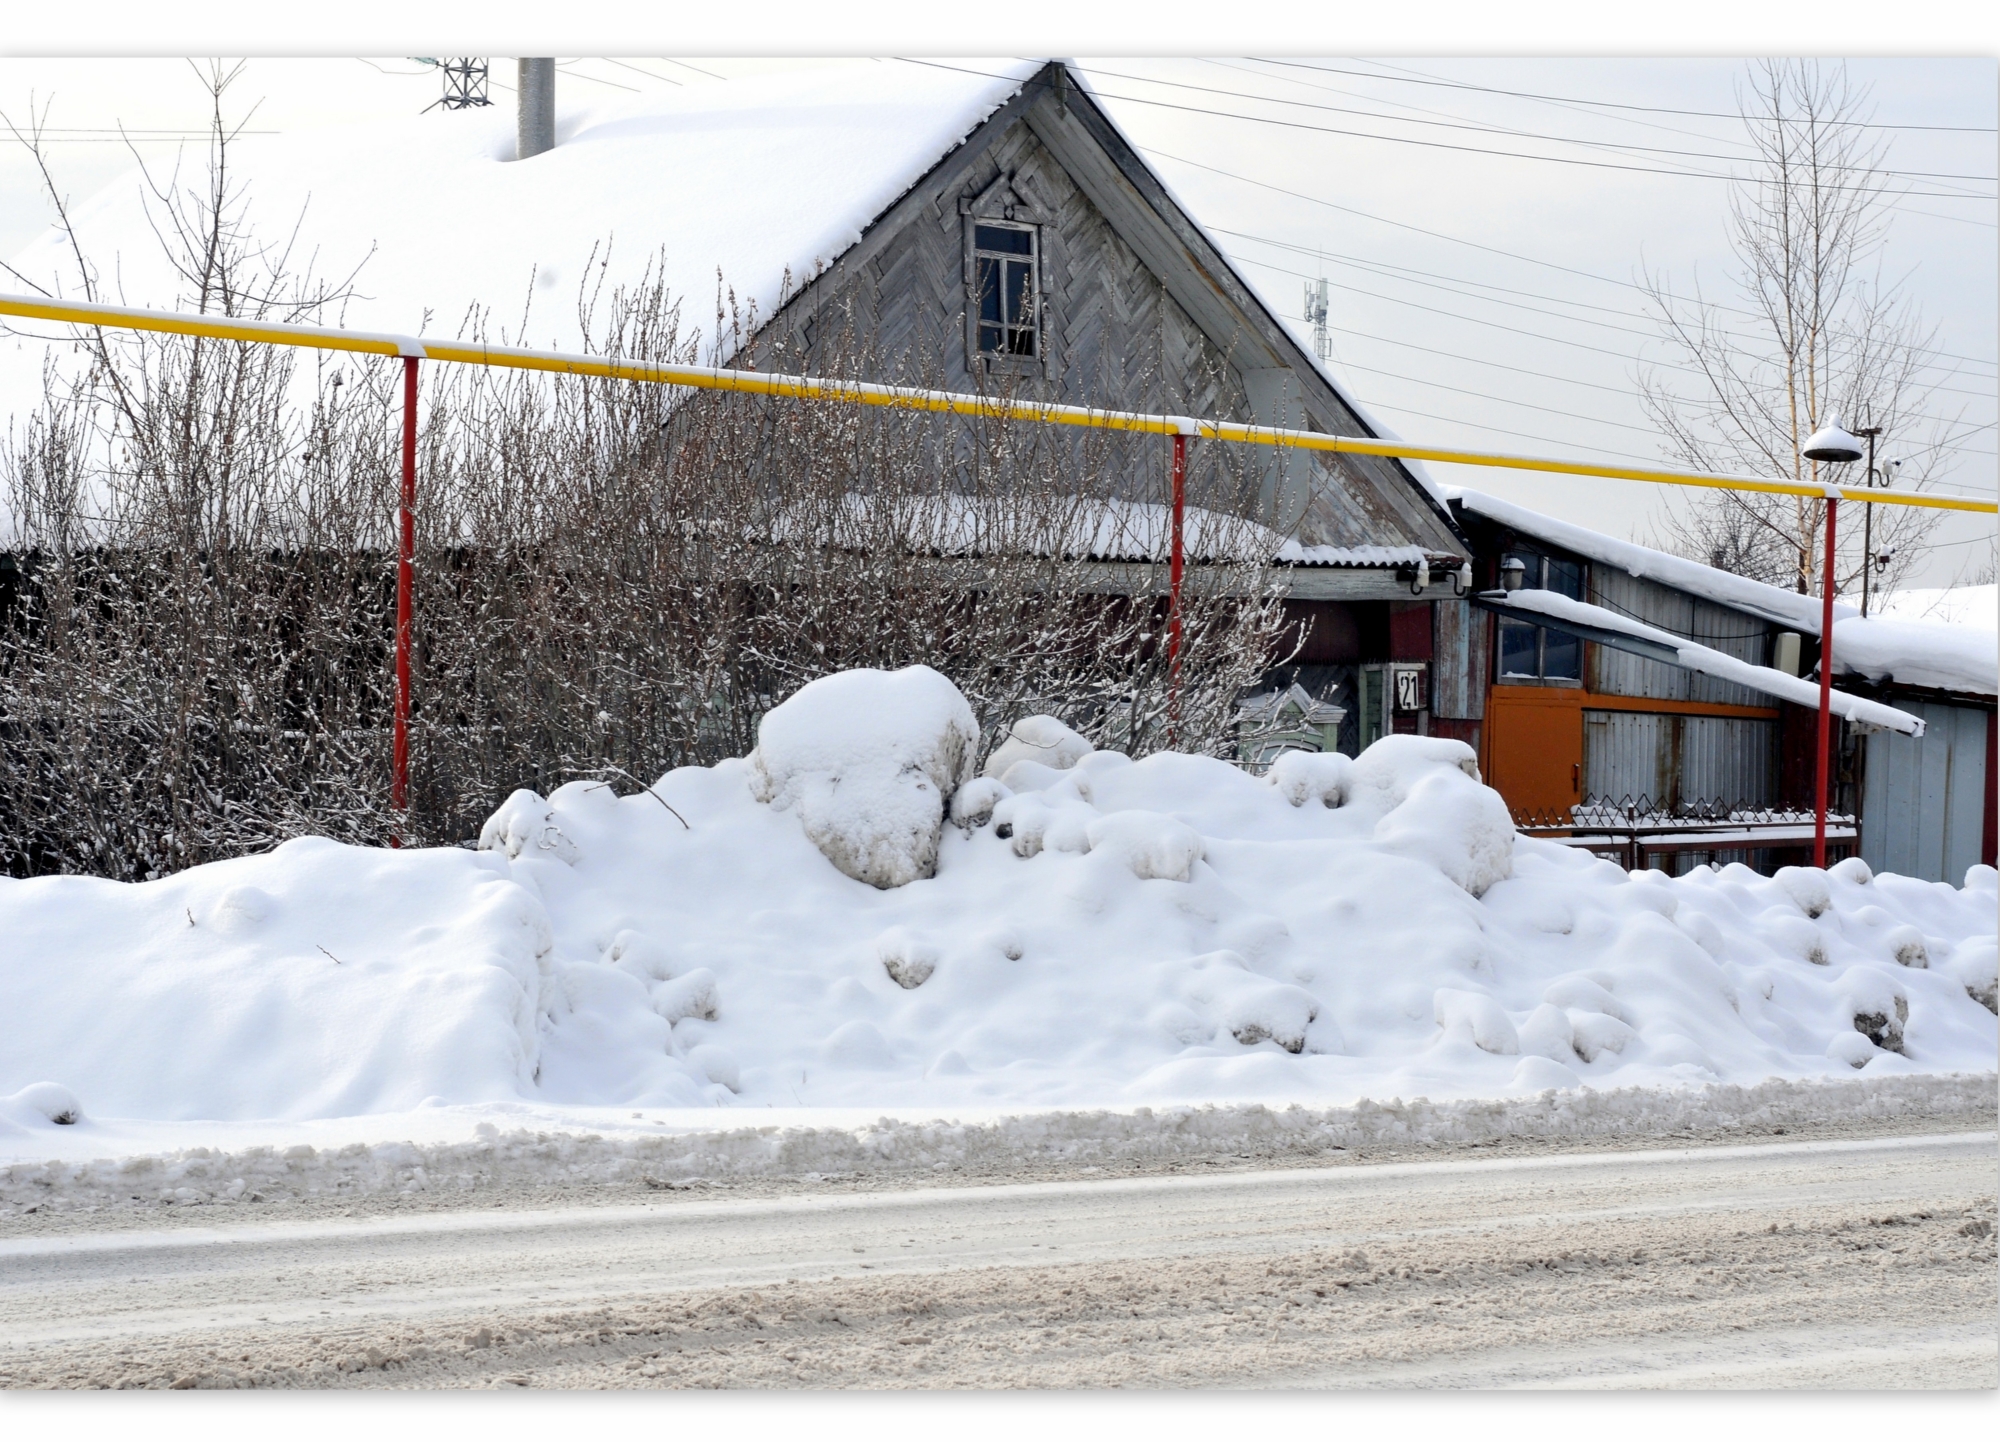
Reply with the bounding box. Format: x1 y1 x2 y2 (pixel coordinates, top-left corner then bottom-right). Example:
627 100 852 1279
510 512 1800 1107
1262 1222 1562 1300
905 60 1994 201
598 58 683 87
1249 58 1999 134
1229 241 2000 422
1069 61 1998 187
1145 146 2000 370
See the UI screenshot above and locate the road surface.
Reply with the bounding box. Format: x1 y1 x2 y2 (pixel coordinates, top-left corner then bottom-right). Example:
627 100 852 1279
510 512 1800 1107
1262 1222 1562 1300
2 1129 1993 1388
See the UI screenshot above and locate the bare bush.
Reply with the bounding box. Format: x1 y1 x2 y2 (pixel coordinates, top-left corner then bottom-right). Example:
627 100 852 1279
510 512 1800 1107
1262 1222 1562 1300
0 76 1290 879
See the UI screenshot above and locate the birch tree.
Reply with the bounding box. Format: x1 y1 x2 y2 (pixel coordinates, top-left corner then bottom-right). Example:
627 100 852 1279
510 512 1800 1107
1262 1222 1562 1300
1641 59 1957 597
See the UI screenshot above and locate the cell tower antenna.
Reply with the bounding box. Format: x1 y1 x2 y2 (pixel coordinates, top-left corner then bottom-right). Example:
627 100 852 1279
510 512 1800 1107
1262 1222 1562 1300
1303 269 1331 366
421 58 492 112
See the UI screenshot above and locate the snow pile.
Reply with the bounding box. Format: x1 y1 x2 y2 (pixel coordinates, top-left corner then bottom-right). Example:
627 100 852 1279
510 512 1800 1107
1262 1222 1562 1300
0 667 1993 1133
747 665 980 888
0 840 553 1123
983 714 1094 782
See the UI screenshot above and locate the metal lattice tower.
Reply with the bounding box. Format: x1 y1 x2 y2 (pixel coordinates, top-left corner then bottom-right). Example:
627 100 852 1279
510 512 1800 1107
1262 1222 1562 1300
1303 275 1331 364
428 59 492 111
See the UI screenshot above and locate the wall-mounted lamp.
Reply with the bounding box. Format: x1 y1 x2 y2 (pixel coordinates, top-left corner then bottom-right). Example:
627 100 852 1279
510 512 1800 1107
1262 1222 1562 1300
1500 556 1527 593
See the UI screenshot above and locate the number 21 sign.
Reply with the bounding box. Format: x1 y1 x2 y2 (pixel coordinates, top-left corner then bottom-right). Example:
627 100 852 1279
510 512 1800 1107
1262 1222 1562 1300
1392 664 1426 714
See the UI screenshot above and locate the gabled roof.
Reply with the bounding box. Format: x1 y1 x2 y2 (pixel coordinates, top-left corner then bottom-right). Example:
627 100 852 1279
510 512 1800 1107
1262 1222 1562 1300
782 60 1462 554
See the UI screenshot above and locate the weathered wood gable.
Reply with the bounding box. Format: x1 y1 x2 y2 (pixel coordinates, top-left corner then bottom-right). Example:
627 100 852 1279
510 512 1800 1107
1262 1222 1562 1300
749 63 1464 559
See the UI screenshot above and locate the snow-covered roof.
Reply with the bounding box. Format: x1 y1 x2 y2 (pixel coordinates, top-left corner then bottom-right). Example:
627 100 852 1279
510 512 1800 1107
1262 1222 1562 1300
1489 589 1926 735
1452 489 1996 698
771 494 1444 570
2 61 1042 390
1874 584 1998 631
1450 488 1853 635
1832 614 1998 698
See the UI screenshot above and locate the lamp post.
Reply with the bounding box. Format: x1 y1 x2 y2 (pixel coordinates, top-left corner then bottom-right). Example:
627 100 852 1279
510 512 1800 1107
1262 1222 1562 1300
1853 424 1883 618
1802 416 1865 868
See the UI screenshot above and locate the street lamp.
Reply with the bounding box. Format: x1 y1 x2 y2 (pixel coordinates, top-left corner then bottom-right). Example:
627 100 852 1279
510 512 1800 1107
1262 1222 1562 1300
1850 426 1885 618
1799 415 1864 870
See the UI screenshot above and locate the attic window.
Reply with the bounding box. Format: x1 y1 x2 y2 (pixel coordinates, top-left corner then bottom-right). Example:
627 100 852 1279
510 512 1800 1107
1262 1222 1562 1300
972 222 1038 360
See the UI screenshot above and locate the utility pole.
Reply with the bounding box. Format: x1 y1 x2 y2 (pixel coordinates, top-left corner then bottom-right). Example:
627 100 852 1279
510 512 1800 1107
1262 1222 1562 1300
517 59 556 160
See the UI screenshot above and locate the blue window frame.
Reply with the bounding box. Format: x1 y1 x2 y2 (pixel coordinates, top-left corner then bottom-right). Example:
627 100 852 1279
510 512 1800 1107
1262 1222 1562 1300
1497 550 1585 681
973 223 1038 358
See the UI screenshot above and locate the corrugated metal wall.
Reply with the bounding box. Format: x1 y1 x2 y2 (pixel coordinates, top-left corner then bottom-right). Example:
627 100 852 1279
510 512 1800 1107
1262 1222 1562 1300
1584 710 1779 810
1861 700 1993 883
1584 711 1669 804
1587 570 1772 706
1683 715 1780 808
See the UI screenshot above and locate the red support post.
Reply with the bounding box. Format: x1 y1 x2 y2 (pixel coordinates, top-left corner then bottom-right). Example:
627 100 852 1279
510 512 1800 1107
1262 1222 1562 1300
1168 429 1186 741
1813 497 1837 868
391 355 418 842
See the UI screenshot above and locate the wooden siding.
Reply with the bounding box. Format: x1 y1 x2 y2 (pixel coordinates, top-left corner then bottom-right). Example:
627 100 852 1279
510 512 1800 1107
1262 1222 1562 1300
749 75 1463 556
1432 598 1488 721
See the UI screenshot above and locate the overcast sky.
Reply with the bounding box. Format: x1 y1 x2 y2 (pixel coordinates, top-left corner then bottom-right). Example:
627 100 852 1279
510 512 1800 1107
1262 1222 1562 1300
1 51 1993 583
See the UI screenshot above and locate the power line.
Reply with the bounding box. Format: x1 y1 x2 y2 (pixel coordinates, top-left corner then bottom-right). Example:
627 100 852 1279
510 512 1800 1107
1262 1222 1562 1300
1209 56 1769 161
656 57 727 81
598 58 682 87
1145 146 2000 370
1222 231 2000 407
1070 62 1999 187
553 62 640 93
1271 337 1670 436
939 61 1999 201
1246 256 1997 451
1250 58 1998 135
1220 55 2000 223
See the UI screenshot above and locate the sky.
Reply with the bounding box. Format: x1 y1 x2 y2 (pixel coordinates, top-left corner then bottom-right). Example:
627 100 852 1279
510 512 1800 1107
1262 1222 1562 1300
0 51 1993 584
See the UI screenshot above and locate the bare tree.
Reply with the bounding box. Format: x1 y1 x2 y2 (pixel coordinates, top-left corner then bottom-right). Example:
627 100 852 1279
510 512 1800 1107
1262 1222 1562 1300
1641 59 1959 599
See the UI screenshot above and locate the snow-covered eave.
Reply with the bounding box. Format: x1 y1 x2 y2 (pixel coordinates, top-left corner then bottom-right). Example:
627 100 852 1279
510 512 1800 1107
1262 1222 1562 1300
1478 588 1925 737
719 58 1043 366
1450 488 1854 637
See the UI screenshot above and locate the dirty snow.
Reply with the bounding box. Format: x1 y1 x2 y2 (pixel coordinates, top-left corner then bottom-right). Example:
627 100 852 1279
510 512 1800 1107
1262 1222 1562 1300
1 665 1992 1171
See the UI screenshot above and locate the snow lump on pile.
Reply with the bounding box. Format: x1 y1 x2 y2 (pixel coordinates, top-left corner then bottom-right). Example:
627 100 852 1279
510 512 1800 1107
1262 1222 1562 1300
748 665 980 889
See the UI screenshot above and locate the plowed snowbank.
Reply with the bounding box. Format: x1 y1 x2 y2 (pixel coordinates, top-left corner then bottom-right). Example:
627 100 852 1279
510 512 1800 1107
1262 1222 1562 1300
0 667 1992 1135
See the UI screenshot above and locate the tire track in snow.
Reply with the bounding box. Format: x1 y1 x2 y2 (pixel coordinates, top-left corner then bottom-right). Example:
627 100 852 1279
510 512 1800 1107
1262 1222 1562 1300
1 1130 1993 1389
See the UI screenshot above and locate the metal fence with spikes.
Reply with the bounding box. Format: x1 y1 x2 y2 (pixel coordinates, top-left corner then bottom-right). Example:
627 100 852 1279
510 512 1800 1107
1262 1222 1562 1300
1513 795 1859 873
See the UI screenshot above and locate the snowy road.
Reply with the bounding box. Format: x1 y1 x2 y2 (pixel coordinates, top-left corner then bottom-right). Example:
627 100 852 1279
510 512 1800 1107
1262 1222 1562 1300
3 1130 1994 1389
